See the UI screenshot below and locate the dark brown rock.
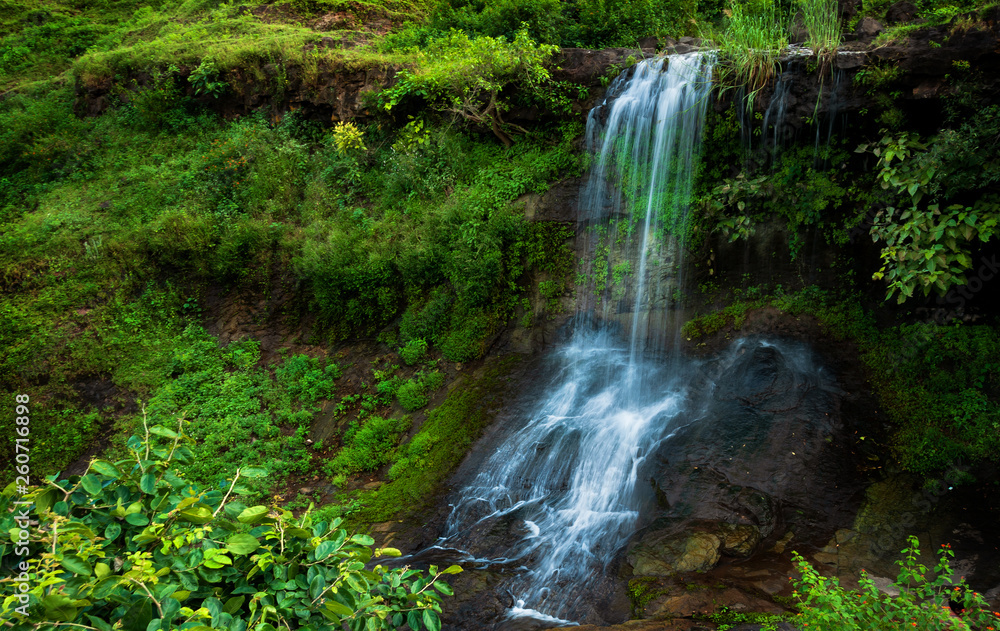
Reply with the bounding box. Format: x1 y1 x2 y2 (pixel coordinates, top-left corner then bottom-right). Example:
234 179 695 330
885 1 918 24
839 0 863 23
550 47 646 87
855 16 884 40
517 178 581 223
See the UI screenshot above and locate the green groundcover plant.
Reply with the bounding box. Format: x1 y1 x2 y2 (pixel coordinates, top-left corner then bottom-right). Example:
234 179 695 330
792 535 999 630
0 420 459 631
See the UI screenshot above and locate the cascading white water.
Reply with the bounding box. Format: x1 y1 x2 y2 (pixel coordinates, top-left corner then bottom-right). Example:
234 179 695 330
433 53 716 624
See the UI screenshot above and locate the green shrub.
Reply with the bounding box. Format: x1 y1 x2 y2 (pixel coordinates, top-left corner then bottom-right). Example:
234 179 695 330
274 353 342 406
439 308 491 362
397 370 445 411
397 379 430 411
0 421 457 630
427 0 696 47
792 535 996 630
399 287 455 345
430 0 563 44
399 338 429 365
327 415 411 477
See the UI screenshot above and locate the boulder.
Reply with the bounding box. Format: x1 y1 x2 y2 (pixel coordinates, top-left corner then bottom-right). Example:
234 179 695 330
855 17 884 41
885 1 918 24
628 528 722 575
719 522 762 557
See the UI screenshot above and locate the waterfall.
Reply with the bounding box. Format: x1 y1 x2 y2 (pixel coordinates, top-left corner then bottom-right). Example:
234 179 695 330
761 71 792 164
428 53 716 625
813 68 845 168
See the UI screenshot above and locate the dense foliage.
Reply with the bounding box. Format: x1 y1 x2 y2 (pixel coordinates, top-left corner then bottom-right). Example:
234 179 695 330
792 536 997 630
0 422 459 630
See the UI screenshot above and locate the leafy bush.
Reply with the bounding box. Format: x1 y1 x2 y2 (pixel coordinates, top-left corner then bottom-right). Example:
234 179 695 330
377 29 558 146
563 0 697 47
0 421 458 630
274 354 342 406
397 370 445 411
430 0 563 44
792 535 997 630
427 0 696 47
859 120 1000 302
399 338 429 365
327 416 412 477
397 379 430 411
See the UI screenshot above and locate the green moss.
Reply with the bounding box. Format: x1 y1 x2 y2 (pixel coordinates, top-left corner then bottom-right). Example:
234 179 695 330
343 355 521 526
681 298 764 339
696 606 787 630
627 577 670 617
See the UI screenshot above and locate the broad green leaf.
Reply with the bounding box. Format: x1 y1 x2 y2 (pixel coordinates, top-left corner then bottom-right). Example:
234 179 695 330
441 565 463 575
104 522 122 542
240 467 268 478
432 581 453 596
423 608 442 631
223 595 246 614
350 533 374 546
87 614 115 631
90 460 122 477
149 425 178 439
325 600 354 616
315 540 337 560
80 474 103 496
225 533 260 555
126 512 150 526
35 488 57 515
122 598 153 631
95 562 111 579
42 593 77 621
407 610 421 630
238 505 269 525
179 505 213 524
61 554 93 576
140 473 156 494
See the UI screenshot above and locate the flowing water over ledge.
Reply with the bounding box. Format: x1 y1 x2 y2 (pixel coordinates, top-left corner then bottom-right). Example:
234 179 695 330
407 54 852 627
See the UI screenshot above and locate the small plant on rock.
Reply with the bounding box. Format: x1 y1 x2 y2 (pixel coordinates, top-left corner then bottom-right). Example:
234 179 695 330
791 535 997 630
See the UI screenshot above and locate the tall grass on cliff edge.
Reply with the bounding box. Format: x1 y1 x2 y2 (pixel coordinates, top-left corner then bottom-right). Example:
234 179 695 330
799 0 841 67
710 0 791 110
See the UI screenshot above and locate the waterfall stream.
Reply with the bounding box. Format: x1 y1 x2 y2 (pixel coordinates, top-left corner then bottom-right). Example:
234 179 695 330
425 53 717 624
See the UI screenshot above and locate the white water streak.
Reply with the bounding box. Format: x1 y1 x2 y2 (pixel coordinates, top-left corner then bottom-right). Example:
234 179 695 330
440 53 716 623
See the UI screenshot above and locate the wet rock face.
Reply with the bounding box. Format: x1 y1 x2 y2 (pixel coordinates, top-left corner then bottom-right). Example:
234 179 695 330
628 338 863 577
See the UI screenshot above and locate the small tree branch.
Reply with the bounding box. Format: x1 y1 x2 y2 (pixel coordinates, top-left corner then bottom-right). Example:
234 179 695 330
214 468 242 518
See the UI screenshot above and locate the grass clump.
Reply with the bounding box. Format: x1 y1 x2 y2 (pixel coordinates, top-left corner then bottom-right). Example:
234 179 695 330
799 0 841 65
681 298 764 338
399 338 429 365
713 0 790 108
